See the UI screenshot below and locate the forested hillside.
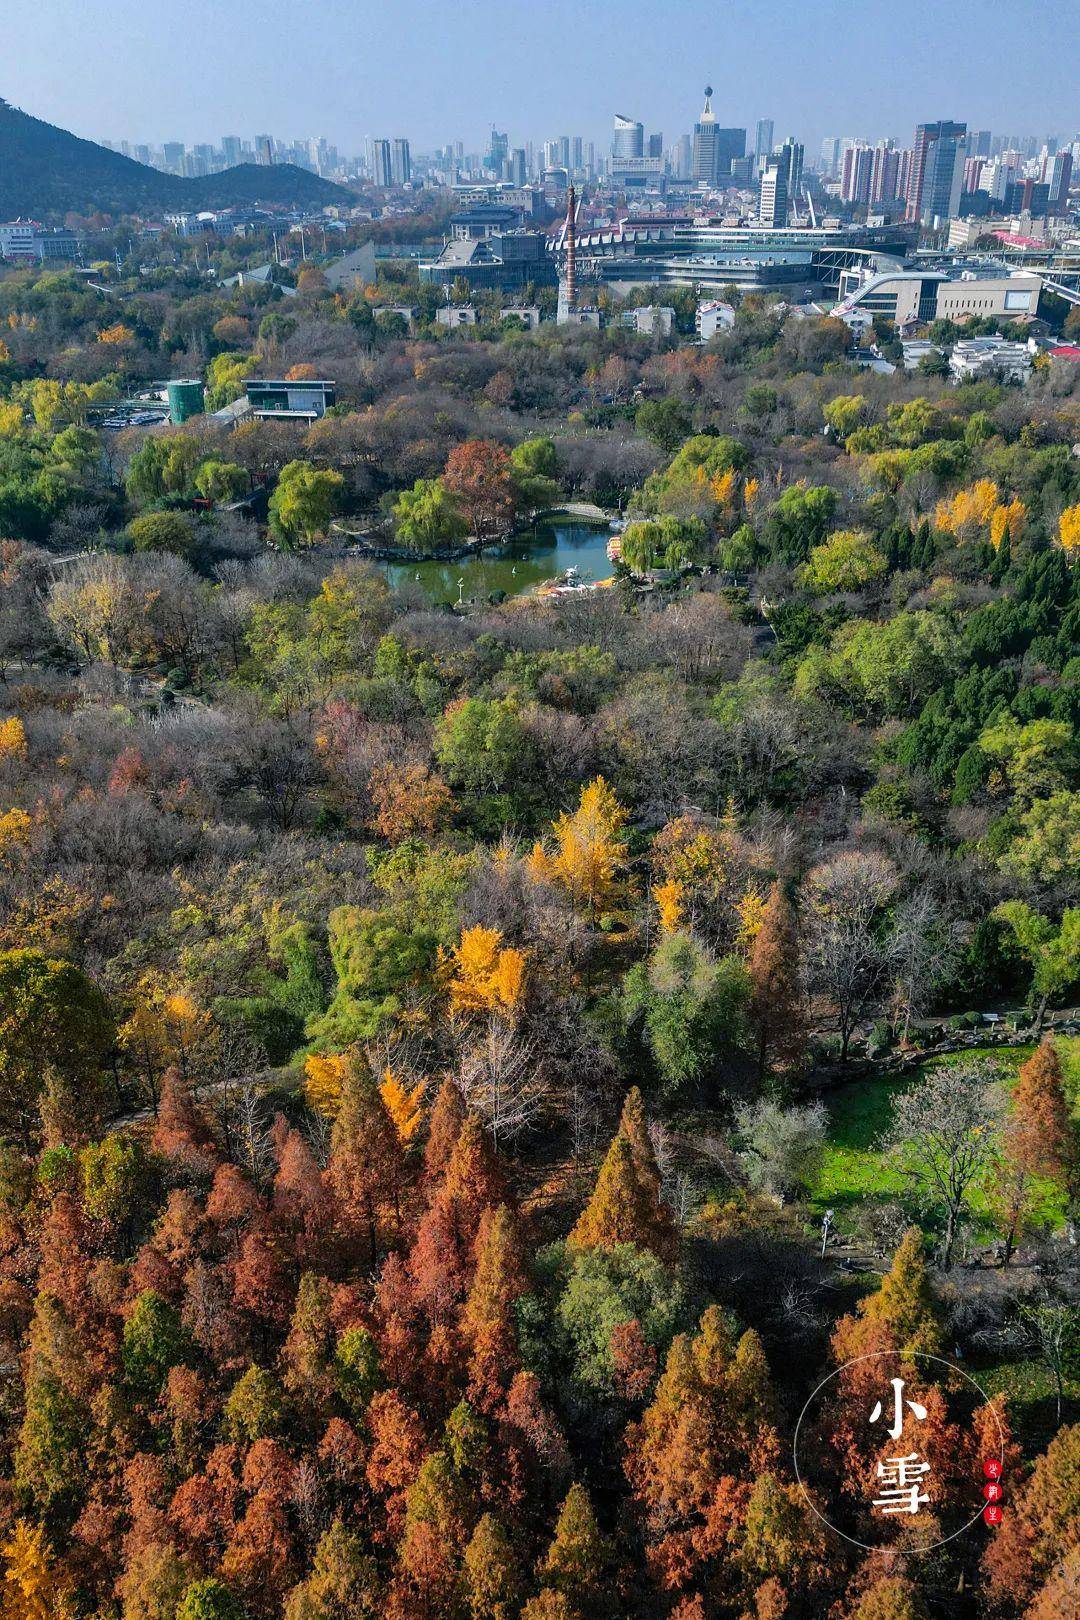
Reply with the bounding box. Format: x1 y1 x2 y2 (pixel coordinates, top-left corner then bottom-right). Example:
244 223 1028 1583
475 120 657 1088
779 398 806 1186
0 99 348 217
0 245 1077 1619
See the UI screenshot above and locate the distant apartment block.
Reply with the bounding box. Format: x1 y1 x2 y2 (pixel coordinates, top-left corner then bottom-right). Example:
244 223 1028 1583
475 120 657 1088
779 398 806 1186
758 164 789 227
391 138 412 186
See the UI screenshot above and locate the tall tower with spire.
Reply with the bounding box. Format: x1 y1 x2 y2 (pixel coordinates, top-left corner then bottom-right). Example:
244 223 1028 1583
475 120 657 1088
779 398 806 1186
693 85 720 185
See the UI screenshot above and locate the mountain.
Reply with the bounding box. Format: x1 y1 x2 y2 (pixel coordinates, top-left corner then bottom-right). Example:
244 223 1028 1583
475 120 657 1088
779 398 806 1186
0 98 351 218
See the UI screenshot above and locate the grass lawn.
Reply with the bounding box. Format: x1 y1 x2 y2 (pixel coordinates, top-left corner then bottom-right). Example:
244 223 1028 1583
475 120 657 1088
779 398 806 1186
808 1039 1080 1242
967 1355 1080 1456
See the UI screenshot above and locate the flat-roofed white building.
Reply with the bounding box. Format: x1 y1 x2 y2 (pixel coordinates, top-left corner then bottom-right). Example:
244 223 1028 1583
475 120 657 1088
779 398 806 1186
435 305 478 328
949 337 1032 381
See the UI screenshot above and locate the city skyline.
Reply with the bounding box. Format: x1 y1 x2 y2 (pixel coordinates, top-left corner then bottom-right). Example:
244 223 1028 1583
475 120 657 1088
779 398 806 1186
6 0 1077 159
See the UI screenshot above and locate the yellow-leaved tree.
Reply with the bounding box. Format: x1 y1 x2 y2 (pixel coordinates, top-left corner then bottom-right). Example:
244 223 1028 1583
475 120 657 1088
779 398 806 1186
0 717 28 762
529 776 632 925
117 976 217 1099
304 1050 351 1116
0 809 32 853
1 1520 69 1620
379 1067 426 1144
445 924 527 1016
934 479 1000 539
989 497 1026 549
0 402 24 439
652 878 685 934
735 886 768 952
649 806 747 951
1058 503 1080 559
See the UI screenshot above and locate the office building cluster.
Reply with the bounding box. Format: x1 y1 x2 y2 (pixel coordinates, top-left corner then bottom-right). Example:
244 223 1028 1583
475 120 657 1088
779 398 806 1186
821 125 1075 226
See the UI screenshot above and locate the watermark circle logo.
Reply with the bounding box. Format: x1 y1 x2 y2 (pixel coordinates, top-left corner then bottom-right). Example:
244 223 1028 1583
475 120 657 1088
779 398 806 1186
792 1350 1005 1552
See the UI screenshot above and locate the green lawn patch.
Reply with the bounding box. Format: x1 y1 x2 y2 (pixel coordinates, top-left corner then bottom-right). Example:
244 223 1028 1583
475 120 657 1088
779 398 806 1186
967 1356 1080 1456
808 1040 1078 1241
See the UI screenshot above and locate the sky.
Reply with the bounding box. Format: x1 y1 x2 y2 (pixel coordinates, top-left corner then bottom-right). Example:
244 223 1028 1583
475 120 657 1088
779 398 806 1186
5 0 1078 158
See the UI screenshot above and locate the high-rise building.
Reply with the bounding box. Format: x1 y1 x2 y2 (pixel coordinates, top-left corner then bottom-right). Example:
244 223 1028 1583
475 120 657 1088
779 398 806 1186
221 136 242 167
692 86 719 183
368 138 392 187
819 136 843 179
906 120 966 224
1048 149 1073 210
870 140 901 204
255 136 274 166
163 141 186 173
571 135 583 171
963 157 985 194
509 148 527 186
391 138 412 185
717 128 746 172
778 137 803 210
897 148 913 204
692 88 744 184
613 114 644 160
755 119 774 161
647 132 663 159
486 128 508 175
840 143 873 204
759 163 788 226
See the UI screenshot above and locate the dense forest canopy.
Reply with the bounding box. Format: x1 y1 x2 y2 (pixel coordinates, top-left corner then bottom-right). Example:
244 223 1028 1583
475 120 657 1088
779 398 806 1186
0 242 1077 1620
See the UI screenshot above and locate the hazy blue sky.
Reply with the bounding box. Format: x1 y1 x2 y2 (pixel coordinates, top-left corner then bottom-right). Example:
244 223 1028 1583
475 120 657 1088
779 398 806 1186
6 0 1078 156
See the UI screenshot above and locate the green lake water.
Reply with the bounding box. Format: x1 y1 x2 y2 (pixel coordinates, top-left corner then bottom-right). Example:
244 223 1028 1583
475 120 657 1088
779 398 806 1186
380 517 616 604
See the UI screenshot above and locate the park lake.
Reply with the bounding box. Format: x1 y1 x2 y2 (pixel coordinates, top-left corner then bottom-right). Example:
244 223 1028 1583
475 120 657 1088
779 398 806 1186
379 515 616 604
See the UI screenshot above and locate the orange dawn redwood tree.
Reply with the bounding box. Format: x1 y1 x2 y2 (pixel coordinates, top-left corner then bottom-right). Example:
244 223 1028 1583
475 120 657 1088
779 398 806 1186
748 881 806 1077
441 439 516 537
1007 1037 1078 1196
625 1305 781 1593
569 1089 676 1261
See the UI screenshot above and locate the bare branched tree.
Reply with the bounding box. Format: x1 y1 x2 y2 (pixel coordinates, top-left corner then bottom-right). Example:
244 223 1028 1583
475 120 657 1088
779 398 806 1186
456 1015 545 1150
230 1085 275 1186
889 889 967 1043
1018 1298 1079 1428
801 849 900 1060
881 1058 1004 1267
